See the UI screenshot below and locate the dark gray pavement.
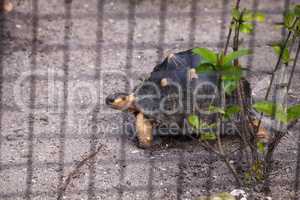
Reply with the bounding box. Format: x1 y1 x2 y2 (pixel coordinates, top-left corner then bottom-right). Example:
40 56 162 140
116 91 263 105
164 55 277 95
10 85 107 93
0 0 299 199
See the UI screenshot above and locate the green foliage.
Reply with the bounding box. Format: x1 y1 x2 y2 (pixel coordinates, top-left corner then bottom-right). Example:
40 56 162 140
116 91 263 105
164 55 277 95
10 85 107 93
257 141 266 154
232 8 265 22
223 80 237 95
245 161 264 184
223 49 252 66
239 23 254 33
193 48 251 95
270 42 292 64
231 8 241 20
188 114 201 129
200 132 217 141
243 10 265 22
231 8 265 34
225 105 241 119
275 5 300 35
188 114 217 141
252 101 287 123
252 101 278 116
195 63 215 73
208 105 225 114
193 48 251 70
295 5 300 17
188 114 216 129
192 48 217 64
208 105 241 119
221 67 243 81
253 101 300 124
287 104 300 122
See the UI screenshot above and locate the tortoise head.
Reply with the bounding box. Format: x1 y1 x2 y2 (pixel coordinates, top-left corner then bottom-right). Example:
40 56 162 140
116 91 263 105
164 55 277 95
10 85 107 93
106 92 136 111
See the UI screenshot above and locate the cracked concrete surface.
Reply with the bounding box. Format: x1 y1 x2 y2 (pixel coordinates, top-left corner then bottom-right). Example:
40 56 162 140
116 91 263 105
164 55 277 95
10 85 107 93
0 0 300 199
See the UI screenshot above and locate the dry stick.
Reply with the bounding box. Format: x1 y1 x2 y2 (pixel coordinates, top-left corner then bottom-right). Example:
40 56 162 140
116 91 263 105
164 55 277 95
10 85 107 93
57 145 103 200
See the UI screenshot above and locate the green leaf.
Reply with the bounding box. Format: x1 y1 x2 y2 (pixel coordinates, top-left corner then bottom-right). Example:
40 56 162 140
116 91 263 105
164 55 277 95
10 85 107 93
254 12 266 22
223 80 237 95
192 48 217 64
208 105 225 114
294 5 300 17
208 105 240 119
252 101 288 124
221 67 243 81
200 132 217 141
242 10 265 22
195 63 215 74
188 114 200 129
232 8 241 20
287 104 300 122
239 23 254 34
257 141 266 153
252 101 275 116
284 11 296 29
272 45 290 64
253 101 277 116
224 49 252 66
225 105 241 119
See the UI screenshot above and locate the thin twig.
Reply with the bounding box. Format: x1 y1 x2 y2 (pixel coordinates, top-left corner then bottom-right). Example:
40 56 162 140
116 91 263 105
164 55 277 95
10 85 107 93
256 17 300 130
224 0 241 55
199 140 243 186
287 39 300 91
232 9 257 166
57 144 103 200
262 130 287 193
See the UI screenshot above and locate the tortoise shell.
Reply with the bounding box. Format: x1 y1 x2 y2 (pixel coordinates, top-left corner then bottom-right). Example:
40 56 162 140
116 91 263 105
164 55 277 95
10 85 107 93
132 49 251 135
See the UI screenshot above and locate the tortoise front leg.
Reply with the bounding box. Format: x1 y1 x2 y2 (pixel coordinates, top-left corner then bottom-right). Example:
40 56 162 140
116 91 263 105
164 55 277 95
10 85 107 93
136 112 153 148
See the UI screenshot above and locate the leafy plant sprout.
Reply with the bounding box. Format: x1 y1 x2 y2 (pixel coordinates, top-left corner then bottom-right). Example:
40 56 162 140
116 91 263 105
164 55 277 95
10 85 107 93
189 1 300 195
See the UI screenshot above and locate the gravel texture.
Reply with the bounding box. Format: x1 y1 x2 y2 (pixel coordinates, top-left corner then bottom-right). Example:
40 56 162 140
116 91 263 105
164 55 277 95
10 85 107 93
0 0 300 200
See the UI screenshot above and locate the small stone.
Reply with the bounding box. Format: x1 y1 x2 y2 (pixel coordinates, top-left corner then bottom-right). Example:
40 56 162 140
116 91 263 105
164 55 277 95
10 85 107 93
230 189 247 197
130 150 139 154
160 78 168 87
16 24 21 29
3 1 13 13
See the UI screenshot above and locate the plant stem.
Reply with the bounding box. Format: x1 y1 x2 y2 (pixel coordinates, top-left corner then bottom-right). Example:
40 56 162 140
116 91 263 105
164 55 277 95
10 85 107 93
233 10 257 165
223 156 243 187
200 141 243 187
287 39 300 92
224 0 241 55
262 131 286 193
256 17 299 130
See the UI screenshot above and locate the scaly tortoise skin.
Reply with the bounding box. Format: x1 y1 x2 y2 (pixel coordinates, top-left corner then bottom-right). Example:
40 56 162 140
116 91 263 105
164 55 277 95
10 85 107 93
106 49 253 148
